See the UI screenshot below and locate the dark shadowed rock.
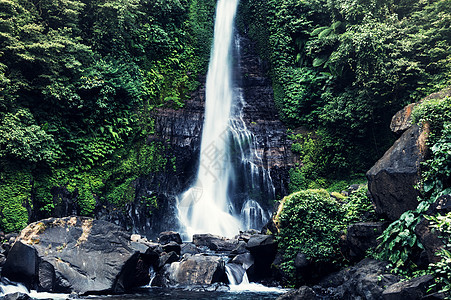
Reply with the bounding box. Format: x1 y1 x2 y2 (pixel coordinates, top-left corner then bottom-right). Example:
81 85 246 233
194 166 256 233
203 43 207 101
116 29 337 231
159 231 182 245
367 125 428 220
180 243 201 256
2 217 146 294
230 241 248 255
342 222 388 261
158 252 179 269
319 258 400 300
0 254 6 267
246 234 277 280
415 195 451 263
294 252 309 269
382 274 434 300
192 234 238 252
276 286 319 300
158 254 226 286
235 230 260 242
162 241 181 255
231 253 254 271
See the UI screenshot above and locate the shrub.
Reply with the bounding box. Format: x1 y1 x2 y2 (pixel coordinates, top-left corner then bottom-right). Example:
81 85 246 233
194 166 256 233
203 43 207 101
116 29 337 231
276 189 345 283
427 212 451 298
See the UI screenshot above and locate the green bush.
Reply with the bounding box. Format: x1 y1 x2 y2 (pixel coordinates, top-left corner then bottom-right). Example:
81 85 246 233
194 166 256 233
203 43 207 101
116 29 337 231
276 185 374 285
276 189 345 282
427 212 451 298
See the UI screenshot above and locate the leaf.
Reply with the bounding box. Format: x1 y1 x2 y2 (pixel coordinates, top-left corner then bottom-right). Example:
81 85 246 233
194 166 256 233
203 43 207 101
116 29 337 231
311 26 328 36
331 21 342 30
318 28 333 39
313 56 328 67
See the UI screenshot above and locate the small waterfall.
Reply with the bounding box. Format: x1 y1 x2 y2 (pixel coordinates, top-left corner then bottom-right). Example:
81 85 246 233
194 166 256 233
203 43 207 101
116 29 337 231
0 278 69 299
0 279 28 296
147 265 157 287
177 0 275 239
225 263 247 285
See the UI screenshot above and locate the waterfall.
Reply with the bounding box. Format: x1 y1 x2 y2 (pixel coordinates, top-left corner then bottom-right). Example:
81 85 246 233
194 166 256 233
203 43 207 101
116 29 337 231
177 0 274 239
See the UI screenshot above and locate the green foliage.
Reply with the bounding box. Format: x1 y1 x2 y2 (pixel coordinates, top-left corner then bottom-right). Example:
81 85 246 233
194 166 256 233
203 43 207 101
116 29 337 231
288 132 326 192
375 203 429 270
0 164 32 233
0 0 216 232
427 213 451 298
0 109 60 163
276 185 373 284
240 0 451 174
277 190 344 277
342 185 375 224
412 96 451 144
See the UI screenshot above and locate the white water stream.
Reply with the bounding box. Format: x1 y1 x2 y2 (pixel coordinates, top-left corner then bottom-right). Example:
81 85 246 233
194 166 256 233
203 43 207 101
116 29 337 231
177 0 274 239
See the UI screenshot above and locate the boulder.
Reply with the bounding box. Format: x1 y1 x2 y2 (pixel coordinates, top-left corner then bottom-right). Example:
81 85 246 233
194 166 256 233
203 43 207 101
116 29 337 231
318 258 400 300
157 252 179 269
158 254 226 286
230 241 248 255
415 195 451 263
342 222 388 261
180 243 201 256
246 234 278 280
159 231 182 245
162 241 181 255
192 234 238 252
390 103 416 135
1 217 147 294
231 253 254 271
235 230 260 242
382 274 434 300
276 286 319 300
294 252 309 269
0 254 5 268
367 125 428 220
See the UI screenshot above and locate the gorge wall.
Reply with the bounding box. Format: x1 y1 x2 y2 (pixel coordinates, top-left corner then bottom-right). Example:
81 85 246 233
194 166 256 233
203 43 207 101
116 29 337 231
101 33 294 239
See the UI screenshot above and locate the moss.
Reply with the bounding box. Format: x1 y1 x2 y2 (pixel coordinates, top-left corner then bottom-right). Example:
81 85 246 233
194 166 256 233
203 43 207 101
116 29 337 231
0 164 32 233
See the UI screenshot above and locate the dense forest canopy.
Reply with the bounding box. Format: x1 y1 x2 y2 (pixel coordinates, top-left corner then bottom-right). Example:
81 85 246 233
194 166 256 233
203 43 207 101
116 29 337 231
239 0 451 188
0 0 216 232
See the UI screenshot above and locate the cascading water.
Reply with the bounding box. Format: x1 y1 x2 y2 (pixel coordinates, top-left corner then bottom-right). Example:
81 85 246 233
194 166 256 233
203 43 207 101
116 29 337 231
177 0 274 239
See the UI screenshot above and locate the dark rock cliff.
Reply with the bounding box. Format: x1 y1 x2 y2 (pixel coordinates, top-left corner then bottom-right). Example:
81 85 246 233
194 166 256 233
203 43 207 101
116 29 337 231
106 33 293 239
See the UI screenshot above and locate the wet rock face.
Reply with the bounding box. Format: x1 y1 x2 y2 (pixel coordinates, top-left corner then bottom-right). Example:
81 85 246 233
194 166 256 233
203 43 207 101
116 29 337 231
118 33 293 238
2 217 146 295
162 255 227 286
237 35 293 197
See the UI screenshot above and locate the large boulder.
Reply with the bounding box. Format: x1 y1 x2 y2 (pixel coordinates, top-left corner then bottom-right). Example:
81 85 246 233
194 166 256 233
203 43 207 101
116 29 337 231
276 286 319 300
158 231 182 245
318 258 400 300
246 234 278 281
367 125 428 220
2 217 147 295
156 254 226 286
192 234 238 252
390 103 417 135
342 222 388 261
382 274 434 300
